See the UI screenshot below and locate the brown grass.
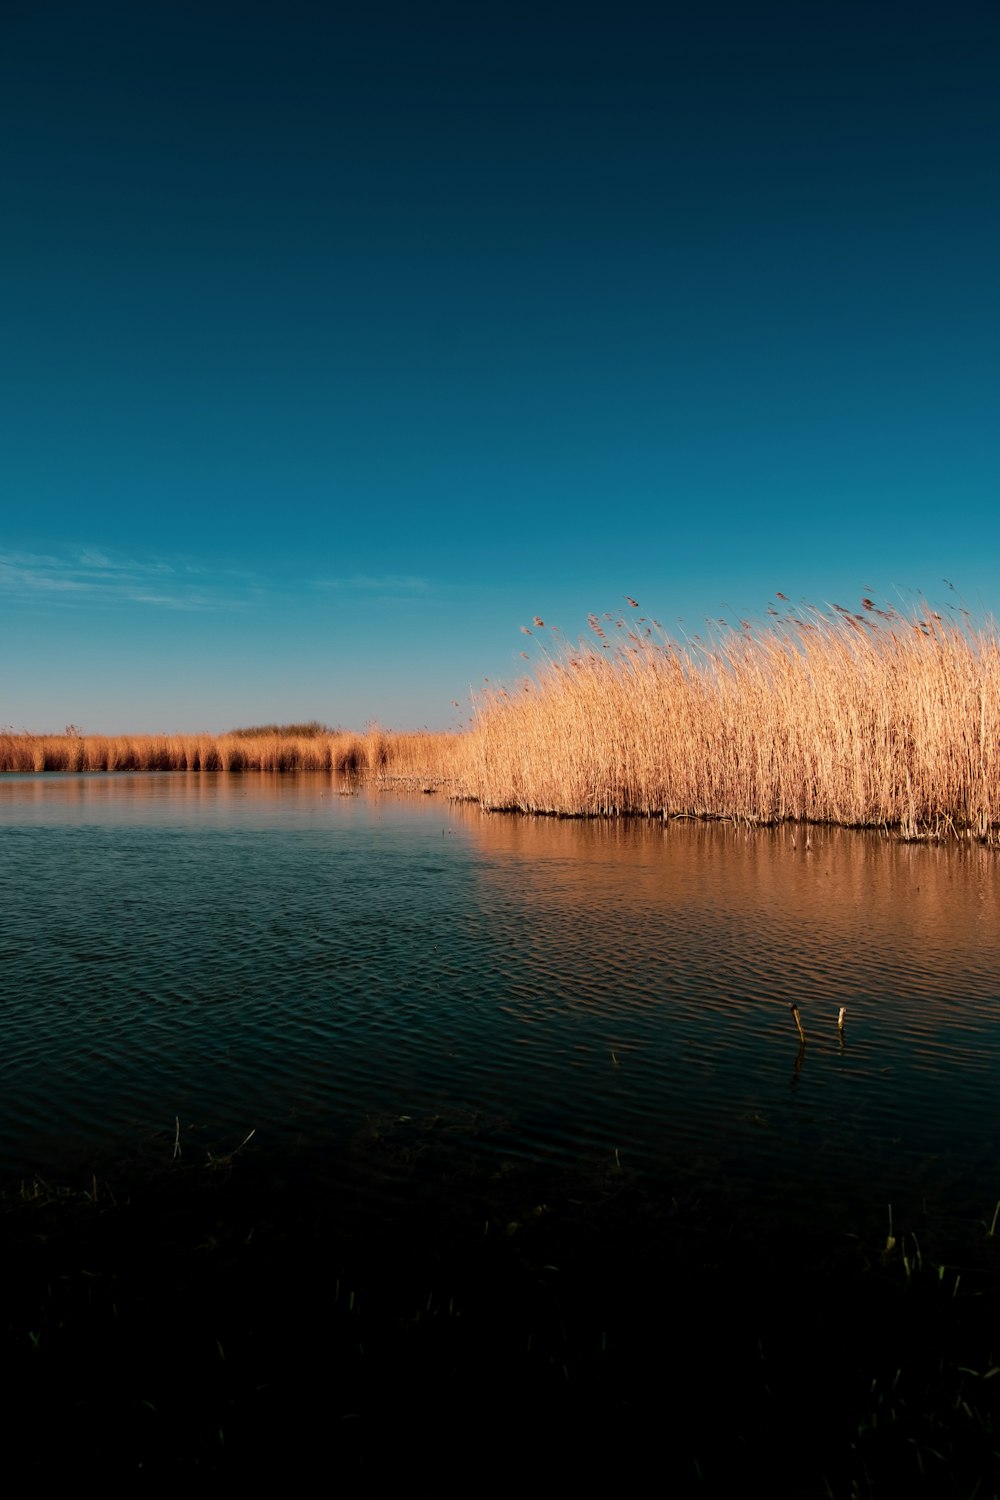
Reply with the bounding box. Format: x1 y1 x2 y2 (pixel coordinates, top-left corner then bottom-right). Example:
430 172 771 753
0 727 463 780
462 600 1000 837
7 597 1000 837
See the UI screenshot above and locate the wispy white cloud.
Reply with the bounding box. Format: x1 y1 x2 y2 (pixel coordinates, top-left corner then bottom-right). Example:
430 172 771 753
312 574 430 593
0 545 261 612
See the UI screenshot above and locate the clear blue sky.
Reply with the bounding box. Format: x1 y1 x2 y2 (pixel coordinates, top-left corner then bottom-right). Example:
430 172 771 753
3 1 998 732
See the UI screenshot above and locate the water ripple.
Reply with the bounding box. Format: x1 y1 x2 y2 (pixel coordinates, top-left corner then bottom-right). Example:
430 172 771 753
2 777 999 1219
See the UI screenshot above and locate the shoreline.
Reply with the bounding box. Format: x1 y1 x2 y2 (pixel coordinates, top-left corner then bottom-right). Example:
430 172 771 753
7 602 1000 833
3 759 999 842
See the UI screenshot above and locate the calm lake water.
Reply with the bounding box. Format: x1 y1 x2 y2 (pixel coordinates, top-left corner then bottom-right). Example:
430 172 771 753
3 772 999 1228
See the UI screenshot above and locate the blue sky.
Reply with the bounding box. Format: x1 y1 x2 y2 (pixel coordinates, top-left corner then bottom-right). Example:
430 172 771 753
3 0 998 732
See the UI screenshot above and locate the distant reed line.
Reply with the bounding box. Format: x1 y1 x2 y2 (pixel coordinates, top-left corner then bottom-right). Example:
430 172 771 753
6 599 1000 837
0 728 461 778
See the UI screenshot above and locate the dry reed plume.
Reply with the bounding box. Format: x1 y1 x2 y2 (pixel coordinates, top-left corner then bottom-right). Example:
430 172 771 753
463 598 1000 837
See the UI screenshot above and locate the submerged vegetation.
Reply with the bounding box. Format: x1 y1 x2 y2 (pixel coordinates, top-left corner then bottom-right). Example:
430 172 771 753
5 594 1000 838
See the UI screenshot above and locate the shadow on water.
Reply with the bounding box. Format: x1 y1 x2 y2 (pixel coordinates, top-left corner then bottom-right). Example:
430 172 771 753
5 1110 1000 1492
2 775 1000 1486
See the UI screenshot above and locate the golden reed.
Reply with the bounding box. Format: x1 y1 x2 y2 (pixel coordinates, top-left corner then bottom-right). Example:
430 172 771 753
462 599 1000 837
4 598 999 836
0 727 463 780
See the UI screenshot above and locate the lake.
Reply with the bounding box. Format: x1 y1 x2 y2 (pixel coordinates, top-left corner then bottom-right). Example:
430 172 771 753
3 771 999 1233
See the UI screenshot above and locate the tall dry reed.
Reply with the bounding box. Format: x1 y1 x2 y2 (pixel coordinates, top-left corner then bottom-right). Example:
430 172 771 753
461 600 1000 836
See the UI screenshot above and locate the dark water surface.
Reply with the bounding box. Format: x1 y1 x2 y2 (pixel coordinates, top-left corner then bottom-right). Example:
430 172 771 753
3 772 999 1226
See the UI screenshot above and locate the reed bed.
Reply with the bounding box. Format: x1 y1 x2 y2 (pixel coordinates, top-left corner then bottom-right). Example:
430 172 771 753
0 727 463 780
7 598 1000 836
463 600 1000 836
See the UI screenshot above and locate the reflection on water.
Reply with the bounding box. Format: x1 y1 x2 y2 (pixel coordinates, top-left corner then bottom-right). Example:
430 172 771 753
2 773 999 1224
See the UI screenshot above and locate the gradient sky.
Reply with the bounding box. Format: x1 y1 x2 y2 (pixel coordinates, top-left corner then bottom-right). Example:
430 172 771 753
3 0 998 732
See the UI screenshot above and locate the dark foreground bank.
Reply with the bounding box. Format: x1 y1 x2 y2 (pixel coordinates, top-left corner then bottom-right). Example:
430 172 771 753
3 1117 998 1494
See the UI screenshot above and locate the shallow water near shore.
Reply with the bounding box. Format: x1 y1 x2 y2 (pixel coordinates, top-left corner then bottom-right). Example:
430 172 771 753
3 771 999 1230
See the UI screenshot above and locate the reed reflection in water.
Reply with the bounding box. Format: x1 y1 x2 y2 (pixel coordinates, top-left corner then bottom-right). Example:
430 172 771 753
2 773 998 1224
